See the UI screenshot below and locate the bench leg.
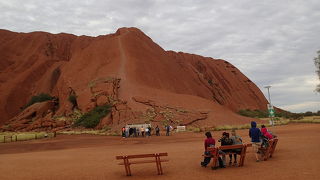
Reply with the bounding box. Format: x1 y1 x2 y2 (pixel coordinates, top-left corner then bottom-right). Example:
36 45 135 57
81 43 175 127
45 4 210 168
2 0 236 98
264 143 273 161
155 156 161 175
269 140 278 158
127 159 132 176
157 156 163 175
210 150 218 168
123 158 131 176
240 146 247 166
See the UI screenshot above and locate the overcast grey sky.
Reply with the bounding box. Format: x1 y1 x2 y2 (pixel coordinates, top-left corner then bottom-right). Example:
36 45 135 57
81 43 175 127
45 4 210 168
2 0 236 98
1 0 319 113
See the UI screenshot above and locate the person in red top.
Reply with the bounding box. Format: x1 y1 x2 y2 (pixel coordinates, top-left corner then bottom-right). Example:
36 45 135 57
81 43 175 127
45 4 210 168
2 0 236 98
201 132 215 167
261 125 273 139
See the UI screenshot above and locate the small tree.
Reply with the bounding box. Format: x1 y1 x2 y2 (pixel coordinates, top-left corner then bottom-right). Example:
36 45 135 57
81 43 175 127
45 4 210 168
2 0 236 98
68 94 78 110
304 111 313 116
24 93 54 109
314 50 320 92
74 104 111 128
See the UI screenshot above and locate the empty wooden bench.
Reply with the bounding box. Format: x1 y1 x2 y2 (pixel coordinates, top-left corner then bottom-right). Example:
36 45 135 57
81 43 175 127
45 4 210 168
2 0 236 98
116 153 169 176
206 144 249 169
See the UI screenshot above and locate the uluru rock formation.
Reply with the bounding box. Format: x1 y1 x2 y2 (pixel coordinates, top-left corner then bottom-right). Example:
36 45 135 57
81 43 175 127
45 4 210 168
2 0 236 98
0 27 268 132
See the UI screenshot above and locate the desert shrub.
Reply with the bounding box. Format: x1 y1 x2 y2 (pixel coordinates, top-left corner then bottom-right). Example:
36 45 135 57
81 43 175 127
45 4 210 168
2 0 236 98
186 126 201 133
24 93 54 109
17 134 36 141
289 117 320 124
238 109 268 118
75 105 111 128
304 111 313 116
0 135 5 143
102 126 111 132
289 113 303 120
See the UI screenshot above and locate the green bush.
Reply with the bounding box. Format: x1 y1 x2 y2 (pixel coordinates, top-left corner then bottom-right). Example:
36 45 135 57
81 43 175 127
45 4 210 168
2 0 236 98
75 105 111 128
24 93 54 109
36 132 46 139
238 109 268 118
17 134 36 141
0 135 5 143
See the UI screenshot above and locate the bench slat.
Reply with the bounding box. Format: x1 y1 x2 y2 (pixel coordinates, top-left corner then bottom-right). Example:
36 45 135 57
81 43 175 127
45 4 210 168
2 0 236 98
116 153 168 160
116 152 169 176
218 144 244 150
118 159 169 165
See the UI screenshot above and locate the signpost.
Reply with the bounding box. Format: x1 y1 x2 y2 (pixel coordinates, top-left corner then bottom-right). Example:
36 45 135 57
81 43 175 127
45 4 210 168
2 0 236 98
264 85 275 126
267 104 275 125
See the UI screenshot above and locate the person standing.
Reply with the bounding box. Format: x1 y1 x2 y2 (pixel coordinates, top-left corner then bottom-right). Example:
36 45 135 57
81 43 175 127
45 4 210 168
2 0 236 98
133 127 137 137
249 121 262 162
148 126 152 136
141 126 145 137
145 127 150 137
166 125 170 136
125 126 129 138
155 125 160 136
121 126 126 138
201 132 216 167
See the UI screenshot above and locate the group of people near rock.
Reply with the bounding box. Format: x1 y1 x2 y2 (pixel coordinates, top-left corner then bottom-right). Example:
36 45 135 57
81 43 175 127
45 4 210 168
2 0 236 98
121 125 173 138
201 121 276 169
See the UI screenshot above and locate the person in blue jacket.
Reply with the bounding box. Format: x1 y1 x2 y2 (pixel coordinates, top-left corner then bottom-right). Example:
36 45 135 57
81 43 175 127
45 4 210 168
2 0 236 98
249 121 262 162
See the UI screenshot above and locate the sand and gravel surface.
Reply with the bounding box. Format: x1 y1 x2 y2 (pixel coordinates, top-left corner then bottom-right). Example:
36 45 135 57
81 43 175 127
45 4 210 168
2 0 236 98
1 123 319 180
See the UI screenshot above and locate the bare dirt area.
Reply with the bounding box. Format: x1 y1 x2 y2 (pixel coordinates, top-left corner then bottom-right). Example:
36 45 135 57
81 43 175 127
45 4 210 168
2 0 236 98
0 124 319 180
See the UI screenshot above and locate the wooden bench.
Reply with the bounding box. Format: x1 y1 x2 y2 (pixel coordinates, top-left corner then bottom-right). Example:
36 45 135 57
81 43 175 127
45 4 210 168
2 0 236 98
116 153 169 176
259 138 278 161
206 144 249 168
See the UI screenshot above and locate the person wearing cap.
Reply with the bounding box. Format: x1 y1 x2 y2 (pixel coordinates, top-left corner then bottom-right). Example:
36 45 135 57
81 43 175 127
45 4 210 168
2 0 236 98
219 132 233 166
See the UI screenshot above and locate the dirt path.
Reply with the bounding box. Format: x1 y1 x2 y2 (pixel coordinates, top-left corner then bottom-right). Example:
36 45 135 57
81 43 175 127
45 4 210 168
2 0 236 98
117 30 133 101
0 124 319 180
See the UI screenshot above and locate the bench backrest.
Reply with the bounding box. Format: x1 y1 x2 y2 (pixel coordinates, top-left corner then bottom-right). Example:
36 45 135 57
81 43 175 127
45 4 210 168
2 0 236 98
218 144 245 150
116 153 168 160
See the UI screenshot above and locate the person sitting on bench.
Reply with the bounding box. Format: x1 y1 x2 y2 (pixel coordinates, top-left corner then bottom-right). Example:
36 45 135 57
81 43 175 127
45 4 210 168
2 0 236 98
261 125 273 139
219 132 233 166
201 132 215 167
230 129 243 166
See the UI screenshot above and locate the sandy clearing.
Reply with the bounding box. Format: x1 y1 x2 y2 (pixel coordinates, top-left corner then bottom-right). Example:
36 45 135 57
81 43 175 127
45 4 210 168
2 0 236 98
0 123 319 180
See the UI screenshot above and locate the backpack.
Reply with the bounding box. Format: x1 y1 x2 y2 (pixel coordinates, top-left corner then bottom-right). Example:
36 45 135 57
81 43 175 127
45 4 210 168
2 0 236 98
261 135 269 148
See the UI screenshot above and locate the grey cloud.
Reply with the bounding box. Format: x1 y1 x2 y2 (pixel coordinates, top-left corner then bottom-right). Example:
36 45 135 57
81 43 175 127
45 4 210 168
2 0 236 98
0 0 320 112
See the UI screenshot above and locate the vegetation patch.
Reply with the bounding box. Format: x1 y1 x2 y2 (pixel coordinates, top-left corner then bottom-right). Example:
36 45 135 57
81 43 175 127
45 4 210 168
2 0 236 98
75 105 111 128
68 94 77 107
238 109 268 118
24 93 54 109
0 132 55 143
239 109 320 119
58 129 119 136
186 126 201 133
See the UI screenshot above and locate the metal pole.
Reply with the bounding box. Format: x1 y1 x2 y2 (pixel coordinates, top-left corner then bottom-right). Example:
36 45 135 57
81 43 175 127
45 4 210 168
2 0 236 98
264 85 273 126
267 87 272 105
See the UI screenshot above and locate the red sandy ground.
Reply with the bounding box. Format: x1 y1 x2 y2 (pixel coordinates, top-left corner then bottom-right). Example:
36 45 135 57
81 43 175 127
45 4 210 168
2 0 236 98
0 124 319 180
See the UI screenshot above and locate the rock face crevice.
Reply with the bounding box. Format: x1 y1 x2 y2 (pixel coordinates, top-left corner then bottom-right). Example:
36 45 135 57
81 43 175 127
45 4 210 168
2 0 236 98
0 27 268 130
